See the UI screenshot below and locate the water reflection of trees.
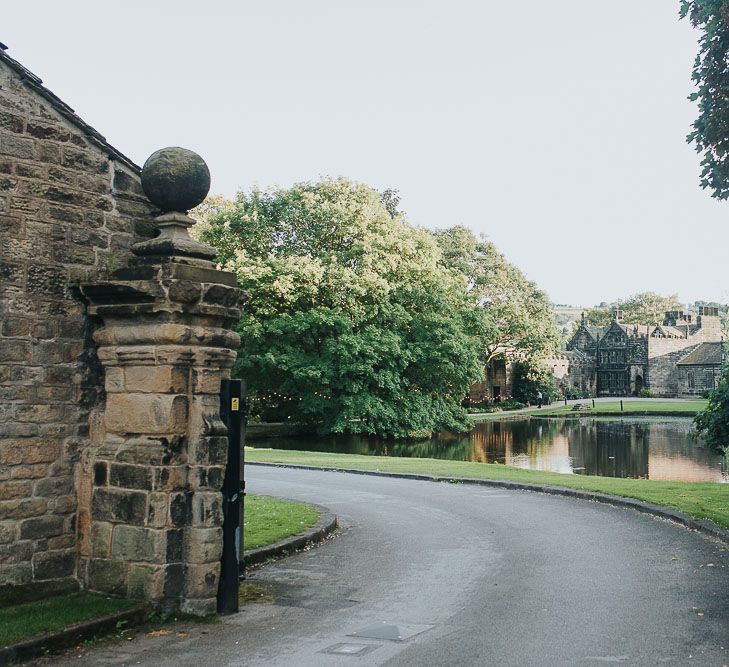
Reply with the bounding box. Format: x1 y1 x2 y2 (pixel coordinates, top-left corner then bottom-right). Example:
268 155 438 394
249 417 728 482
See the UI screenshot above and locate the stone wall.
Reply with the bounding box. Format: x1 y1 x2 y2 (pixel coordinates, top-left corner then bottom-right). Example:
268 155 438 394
546 353 595 395
677 365 720 397
0 56 155 591
647 340 701 397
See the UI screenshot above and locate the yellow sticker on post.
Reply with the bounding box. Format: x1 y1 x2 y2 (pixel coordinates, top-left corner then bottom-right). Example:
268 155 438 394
231 398 240 411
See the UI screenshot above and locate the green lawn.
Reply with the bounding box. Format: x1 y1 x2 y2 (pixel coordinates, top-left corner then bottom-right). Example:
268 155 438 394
244 494 320 550
471 399 708 420
0 591 139 647
246 448 729 530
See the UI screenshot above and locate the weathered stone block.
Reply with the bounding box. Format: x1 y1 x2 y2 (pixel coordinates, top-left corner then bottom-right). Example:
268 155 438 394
104 367 125 392
0 562 32 586
26 264 66 297
191 492 223 528
184 527 223 564
61 146 109 174
0 523 16 544
2 315 31 336
10 463 49 480
105 393 188 434
0 498 47 520
26 121 71 142
1 134 34 158
163 563 185 598
15 404 63 423
166 528 184 562
0 541 33 564
87 558 128 596
169 492 193 528
153 466 188 492
127 563 165 600
0 480 32 499
19 515 64 540
147 492 169 528
48 534 76 550
90 521 112 558
203 284 240 307
91 488 147 525
34 476 74 497
0 439 59 468
0 110 24 133
109 463 153 491
124 366 186 393
0 339 30 362
183 562 219 599
192 369 223 395
111 525 165 563
32 549 75 579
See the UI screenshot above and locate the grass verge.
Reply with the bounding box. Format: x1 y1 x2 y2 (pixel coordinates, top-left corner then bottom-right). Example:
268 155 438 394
245 494 320 550
246 448 729 530
470 400 708 420
0 591 140 647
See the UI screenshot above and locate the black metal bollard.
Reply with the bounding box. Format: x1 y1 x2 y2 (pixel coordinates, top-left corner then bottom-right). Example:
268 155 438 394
217 379 243 615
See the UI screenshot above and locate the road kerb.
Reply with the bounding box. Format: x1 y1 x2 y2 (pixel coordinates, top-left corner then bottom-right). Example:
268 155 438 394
247 461 729 545
243 503 338 570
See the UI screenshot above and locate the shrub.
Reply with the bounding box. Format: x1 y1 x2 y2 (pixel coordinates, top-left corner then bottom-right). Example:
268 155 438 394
499 399 527 411
638 389 653 398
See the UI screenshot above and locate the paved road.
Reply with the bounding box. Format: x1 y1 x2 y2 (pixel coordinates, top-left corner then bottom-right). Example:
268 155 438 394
51 466 729 666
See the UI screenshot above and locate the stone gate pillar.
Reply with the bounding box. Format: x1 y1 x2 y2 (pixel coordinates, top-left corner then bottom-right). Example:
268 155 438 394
78 148 244 614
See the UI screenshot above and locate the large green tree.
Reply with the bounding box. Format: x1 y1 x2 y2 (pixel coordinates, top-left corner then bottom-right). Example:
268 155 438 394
695 364 729 454
586 292 683 326
197 179 484 439
431 226 559 363
681 0 729 198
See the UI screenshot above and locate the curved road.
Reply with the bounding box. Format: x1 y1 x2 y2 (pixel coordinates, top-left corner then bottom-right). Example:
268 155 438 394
54 465 728 666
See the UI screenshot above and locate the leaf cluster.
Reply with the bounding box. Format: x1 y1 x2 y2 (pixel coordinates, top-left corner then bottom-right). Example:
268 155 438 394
694 363 729 453
431 226 560 362
586 292 683 326
199 179 485 438
681 0 729 198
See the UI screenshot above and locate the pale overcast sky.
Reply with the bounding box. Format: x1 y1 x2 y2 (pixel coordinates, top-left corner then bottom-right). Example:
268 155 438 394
4 1 727 307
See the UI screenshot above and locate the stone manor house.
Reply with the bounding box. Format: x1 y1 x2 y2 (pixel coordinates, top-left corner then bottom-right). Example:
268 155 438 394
469 307 724 403
551 307 724 398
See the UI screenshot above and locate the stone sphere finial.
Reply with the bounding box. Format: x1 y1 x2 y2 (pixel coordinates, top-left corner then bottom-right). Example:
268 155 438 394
141 147 211 213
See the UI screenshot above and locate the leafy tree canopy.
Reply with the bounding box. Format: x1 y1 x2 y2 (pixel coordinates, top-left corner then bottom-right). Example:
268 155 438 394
695 363 729 454
586 292 683 326
681 1 729 198
196 179 485 439
431 226 560 363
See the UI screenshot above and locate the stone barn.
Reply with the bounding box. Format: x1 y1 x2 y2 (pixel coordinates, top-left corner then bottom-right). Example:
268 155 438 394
0 45 242 613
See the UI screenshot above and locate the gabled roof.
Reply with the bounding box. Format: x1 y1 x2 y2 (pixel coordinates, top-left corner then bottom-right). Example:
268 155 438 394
677 342 723 367
0 42 140 172
650 324 687 339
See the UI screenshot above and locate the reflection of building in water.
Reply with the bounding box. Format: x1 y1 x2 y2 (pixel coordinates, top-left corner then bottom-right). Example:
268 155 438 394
470 421 514 463
566 422 649 479
648 454 726 483
646 423 727 483
468 417 727 482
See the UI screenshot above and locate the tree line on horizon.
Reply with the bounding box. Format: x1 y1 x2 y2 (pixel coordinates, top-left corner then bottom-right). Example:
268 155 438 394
194 178 559 439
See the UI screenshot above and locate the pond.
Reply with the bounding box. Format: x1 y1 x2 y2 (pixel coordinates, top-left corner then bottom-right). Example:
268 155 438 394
247 416 729 483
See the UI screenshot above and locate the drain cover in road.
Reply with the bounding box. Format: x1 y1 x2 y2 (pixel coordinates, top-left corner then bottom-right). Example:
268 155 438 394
321 643 379 656
348 622 434 642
